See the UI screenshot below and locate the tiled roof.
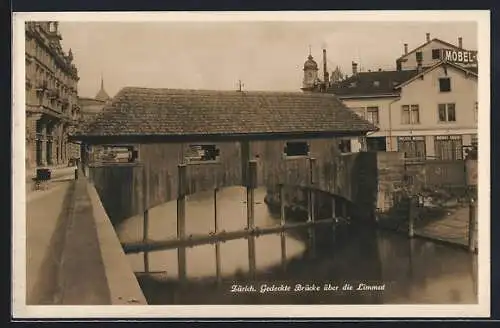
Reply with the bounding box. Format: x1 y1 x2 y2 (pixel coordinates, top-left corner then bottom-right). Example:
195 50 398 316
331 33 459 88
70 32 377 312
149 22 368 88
328 69 421 97
329 62 478 98
73 87 377 139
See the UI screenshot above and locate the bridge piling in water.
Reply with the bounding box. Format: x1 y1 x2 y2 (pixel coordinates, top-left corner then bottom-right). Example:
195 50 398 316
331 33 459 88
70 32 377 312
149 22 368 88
142 165 150 273
246 160 257 230
246 160 257 279
177 164 187 282
408 196 416 238
214 188 222 283
468 198 477 253
279 184 286 227
331 197 337 239
308 158 317 223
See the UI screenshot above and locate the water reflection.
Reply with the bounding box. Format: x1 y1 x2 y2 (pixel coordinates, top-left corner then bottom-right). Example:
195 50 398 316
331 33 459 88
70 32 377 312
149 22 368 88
116 186 478 305
116 187 307 279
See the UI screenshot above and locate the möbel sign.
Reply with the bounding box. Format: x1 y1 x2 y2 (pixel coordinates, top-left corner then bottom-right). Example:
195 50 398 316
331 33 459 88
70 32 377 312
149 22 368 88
441 49 478 64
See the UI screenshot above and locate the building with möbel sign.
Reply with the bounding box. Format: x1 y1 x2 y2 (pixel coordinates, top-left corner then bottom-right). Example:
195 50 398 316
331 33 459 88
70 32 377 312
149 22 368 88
302 33 478 161
441 49 478 65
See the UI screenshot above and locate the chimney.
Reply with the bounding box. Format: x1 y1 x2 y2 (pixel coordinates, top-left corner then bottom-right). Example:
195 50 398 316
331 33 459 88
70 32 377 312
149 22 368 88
404 43 408 55
352 61 358 75
458 37 463 48
426 33 430 42
322 49 329 83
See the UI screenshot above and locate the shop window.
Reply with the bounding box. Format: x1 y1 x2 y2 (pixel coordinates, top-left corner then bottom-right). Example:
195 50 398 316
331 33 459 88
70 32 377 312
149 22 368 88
367 137 387 152
398 136 426 160
471 134 478 147
434 135 463 160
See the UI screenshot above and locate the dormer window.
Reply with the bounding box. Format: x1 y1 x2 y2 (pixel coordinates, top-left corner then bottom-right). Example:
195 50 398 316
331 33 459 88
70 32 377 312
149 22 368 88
432 49 441 59
416 51 423 62
373 81 380 87
439 78 451 92
349 82 357 88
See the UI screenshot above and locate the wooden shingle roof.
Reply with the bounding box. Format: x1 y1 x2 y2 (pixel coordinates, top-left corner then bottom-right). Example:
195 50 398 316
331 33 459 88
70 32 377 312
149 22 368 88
73 87 377 141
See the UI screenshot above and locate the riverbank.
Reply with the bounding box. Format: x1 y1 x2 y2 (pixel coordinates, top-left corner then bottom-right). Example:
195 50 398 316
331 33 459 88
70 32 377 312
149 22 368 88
264 191 477 253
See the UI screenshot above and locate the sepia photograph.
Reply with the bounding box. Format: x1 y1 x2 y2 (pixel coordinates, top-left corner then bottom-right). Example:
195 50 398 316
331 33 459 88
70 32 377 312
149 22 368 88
12 11 490 318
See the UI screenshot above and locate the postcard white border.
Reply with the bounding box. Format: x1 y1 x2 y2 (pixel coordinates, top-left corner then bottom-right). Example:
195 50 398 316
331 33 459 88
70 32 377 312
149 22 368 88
12 10 491 319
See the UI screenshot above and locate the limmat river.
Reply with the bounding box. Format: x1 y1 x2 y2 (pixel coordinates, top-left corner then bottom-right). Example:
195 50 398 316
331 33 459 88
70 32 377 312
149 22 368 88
116 186 478 305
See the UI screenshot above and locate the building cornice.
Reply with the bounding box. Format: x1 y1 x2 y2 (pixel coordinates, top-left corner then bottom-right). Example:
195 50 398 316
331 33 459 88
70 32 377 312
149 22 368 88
25 23 79 80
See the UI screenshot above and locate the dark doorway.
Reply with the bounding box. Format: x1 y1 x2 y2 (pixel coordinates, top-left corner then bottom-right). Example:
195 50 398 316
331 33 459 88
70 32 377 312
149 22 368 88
367 137 387 152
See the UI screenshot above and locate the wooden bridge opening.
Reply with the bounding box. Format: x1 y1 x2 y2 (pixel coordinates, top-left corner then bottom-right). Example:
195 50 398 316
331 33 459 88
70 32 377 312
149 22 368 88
128 158 354 282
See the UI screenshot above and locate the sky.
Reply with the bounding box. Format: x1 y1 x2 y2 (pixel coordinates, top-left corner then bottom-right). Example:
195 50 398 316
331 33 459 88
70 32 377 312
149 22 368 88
56 20 477 99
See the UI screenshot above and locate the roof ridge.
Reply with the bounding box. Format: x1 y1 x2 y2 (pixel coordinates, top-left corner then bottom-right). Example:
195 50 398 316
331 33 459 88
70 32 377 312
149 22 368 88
116 86 340 97
396 37 472 61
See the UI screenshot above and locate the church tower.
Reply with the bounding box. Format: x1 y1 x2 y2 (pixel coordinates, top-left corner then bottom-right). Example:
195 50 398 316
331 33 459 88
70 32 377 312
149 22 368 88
95 75 110 102
301 52 319 92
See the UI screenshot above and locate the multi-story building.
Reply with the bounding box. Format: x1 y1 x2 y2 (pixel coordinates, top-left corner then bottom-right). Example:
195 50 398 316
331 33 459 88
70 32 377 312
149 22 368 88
25 21 81 170
302 33 478 160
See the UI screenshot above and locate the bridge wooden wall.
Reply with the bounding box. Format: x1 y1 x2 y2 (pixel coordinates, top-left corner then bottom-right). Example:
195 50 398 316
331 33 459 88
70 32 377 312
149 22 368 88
88 139 401 225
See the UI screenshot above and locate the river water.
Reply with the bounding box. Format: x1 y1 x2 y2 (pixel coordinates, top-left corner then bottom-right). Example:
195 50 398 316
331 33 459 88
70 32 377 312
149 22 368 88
116 186 478 305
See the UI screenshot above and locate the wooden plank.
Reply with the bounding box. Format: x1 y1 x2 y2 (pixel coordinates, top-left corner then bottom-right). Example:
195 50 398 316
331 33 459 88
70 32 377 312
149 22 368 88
122 217 338 254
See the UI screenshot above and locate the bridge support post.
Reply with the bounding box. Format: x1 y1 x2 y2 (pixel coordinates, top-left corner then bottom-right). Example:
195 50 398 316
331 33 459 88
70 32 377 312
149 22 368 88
279 184 286 227
342 199 348 221
246 160 257 229
214 188 222 283
308 158 317 223
177 164 187 281
331 197 337 239
280 232 287 272
248 236 256 279
279 183 287 271
142 165 150 273
468 197 477 253
246 160 257 279
408 196 416 238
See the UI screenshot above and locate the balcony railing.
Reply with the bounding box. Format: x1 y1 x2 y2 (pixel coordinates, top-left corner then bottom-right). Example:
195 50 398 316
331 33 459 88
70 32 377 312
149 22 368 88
47 89 60 99
35 80 48 92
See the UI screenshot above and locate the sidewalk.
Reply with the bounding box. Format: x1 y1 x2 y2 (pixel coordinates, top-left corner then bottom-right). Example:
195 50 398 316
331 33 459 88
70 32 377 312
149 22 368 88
26 179 73 304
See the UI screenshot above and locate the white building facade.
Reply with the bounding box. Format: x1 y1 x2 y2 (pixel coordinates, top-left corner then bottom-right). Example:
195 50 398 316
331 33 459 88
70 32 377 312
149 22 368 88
324 34 478 160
